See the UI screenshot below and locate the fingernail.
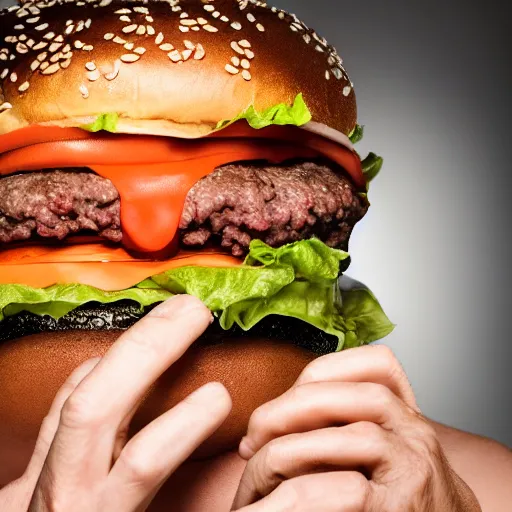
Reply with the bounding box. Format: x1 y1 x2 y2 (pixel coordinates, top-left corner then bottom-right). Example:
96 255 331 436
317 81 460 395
238 436 255 459
149 295 210 318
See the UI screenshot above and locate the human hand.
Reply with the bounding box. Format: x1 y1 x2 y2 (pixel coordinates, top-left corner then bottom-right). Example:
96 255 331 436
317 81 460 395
231 345 481 511
0 295 232 512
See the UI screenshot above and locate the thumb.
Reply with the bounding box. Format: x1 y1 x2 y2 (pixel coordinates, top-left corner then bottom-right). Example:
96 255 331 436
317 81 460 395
23 356 102 485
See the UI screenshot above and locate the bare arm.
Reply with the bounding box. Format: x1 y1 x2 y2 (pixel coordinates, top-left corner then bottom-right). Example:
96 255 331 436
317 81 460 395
433 421 512 512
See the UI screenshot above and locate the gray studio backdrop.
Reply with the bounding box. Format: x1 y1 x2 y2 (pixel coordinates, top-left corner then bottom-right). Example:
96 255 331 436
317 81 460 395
0 0 510 448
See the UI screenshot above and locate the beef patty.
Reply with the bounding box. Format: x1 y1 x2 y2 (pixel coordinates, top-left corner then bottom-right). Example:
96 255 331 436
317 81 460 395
0 160 368 255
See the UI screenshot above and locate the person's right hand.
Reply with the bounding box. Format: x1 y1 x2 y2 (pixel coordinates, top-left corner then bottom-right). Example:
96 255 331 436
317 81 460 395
0 295 232 512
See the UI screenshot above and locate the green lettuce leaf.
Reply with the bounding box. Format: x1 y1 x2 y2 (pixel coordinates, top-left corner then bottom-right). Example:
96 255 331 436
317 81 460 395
216 93 312 131
81 112 119 133
361 152 383 185
0 239 394 350
349 124 364 144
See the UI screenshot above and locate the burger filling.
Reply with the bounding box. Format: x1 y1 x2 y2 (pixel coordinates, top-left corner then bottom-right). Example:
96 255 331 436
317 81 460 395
0 160 367 256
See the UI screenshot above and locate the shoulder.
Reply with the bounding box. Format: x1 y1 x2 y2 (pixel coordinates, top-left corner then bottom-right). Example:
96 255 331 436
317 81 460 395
431 420 512 512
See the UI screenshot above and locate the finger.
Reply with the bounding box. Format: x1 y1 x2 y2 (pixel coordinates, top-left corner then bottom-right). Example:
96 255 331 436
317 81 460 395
24 357 101 483
105 382 232 511
295 345 419 412
47 296 212 485
240 381 409 459
234 423 390 507
232 471 370 511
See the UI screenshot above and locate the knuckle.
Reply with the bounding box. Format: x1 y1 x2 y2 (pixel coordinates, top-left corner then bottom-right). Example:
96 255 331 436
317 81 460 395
275 479 302 511
262 439 286 478
346 472 370 502
121 445 161 484
353 421 387 449
60 390 102 429
367 382 395 408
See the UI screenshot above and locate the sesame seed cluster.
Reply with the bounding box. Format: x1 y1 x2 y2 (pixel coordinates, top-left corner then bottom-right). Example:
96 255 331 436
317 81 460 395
0 0 355 134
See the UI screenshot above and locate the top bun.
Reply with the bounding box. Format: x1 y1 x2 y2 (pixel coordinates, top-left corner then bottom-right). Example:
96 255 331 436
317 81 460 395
0 0 356 138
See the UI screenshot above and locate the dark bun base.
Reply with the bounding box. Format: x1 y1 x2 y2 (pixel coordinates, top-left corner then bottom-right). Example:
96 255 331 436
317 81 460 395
0 301 338 355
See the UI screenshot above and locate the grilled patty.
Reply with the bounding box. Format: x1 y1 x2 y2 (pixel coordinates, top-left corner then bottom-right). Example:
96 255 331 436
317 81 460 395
0 160 368 255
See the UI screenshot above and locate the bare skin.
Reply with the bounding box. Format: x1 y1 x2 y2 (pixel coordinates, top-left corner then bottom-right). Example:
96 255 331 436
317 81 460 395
0 296 511 510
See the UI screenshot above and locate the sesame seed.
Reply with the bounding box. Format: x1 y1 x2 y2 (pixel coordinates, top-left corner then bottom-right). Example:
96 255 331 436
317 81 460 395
54 35 64 43
0 55 6 62
180 12 189 18
82 45 94 51
50 52 61 63
26 17 40 24
278 12 285 19
105 59 121 80
245 49 255 59
194 43 205 60
36 52 47 61
16 8 28 18
60 58 71 69
182 49 193 60
179 26 189 33
303 34 311 44
247 13 256 23
147 25 155 35
242 70 251 81
225 64 239 75
155 32 164 45
41 62 60 75
0 102 13 112
181 19 198 26
65 25 75 35
136 25 146 35
231 41 244 54
203 25 218 32
113 36 126 45
5 36 18 44
30 59 40 71
119 15 131 23
66 20 73 27
197 17 208 25
192 26 200 31
220 16 229 22
146 15 154 23
212 11 220 18
325 70 330 80
14 24 24 30
16 43 29 54
184 40 195 50
87 69 101 81
134 47 146 55
49 42 62 53
19 34 28 42
124 42 134 50
204 5 215 12
35 22 49 31
74 40 85 49
231 56 240 66
43 32 55 40
122 24 138 34
239 40 251 48
85 19 92 29
99 0 112 6
18 81 30 92
328 56 336 66
120 53 140 63
290 25 298 32
241 59 250 69
85 61 96 71
343 86 351 96
104 33 114 40
332 67 343 79
10 72 17 82
256 23 265 32
231 22 242 30
115 8 131 14
0 69 8 80
79 84 89 98
315 45 324 52
168 50 182 62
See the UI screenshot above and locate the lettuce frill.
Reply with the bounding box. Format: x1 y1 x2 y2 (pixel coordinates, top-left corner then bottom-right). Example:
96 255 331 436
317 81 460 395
0 239 393 351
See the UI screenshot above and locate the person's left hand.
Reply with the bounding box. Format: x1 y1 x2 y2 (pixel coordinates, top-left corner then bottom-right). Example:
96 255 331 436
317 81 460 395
231 345 481 511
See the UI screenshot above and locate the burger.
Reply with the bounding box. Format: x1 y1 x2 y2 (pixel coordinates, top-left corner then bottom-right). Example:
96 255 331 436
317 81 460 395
0 0 393 485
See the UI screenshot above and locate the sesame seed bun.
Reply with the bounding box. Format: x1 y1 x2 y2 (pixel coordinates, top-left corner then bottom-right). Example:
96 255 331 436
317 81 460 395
0 0 356 139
